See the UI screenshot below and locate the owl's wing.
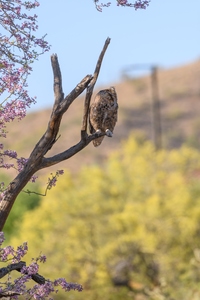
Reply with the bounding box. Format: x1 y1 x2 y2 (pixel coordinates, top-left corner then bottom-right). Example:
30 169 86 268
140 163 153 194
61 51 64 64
89 96 105 132
89 102 105 147
89 105 95 134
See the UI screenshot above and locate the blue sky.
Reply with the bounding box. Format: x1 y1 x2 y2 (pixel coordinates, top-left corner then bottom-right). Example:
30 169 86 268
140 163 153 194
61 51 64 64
29 0 200 111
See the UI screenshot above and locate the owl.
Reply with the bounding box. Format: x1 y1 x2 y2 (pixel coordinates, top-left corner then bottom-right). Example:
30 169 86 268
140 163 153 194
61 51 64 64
89 86 118 147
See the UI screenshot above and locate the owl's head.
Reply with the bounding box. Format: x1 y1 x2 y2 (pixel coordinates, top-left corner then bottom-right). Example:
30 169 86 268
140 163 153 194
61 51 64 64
110 86 116 94
109 86 118 106
93 87 118 107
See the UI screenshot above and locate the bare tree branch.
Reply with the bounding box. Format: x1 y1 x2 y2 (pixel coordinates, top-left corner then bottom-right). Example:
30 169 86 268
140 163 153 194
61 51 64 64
0 262 25 279
40 131 106 168
0 37 111 230
51 54 64 109
81 37 111 137
29 73 93 160
0 73 93 230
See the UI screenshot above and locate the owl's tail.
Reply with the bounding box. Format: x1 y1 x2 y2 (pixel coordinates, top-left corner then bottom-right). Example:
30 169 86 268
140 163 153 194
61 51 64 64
93 136 104 147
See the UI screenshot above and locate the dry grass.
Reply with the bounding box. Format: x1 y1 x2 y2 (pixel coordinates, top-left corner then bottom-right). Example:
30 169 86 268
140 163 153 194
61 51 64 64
3 59 200 176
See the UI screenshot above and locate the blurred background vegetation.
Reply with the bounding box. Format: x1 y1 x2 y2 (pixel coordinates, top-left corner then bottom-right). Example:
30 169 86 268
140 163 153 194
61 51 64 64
4 135 200 300
2 60 200 299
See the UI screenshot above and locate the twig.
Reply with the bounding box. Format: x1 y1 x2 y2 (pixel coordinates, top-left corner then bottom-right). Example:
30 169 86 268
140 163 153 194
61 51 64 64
0 291 21 298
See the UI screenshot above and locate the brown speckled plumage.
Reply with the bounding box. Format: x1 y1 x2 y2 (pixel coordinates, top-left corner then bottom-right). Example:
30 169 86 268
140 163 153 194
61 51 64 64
89 87 118 147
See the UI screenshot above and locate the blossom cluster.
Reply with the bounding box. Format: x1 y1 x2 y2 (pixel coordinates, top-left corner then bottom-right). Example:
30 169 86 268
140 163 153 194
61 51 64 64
117 0 150 9
0 232 83 299
0 0 50 137
94 0 150 11
47 170 65 191
0 241 28 262
0 146 38 188
0 0 50 182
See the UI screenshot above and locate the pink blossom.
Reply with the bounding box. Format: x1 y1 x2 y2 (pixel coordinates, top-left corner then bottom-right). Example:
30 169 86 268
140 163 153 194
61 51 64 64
0 232 5 245
22 262 39 275
0 245 15 261
0 0 50 143
14 242 28 262
38 254 47 263
94 0 150 10
47 170 64 190
0 236 83 299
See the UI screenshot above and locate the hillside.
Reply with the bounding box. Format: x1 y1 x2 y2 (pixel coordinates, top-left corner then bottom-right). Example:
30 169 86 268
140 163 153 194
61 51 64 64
3 59 200 176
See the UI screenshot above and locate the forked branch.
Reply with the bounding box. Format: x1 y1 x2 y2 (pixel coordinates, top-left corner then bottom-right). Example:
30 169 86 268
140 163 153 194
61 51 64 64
0 37 111 230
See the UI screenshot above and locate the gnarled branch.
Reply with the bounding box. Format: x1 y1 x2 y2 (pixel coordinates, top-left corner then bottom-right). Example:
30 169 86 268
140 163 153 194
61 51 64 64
0 37 111 230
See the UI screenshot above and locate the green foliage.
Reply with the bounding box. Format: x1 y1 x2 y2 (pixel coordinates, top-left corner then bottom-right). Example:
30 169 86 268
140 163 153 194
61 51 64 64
10 135 200 299
4 184 41 240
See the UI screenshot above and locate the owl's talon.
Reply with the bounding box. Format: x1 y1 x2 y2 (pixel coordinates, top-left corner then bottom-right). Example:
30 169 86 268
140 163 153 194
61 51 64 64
96 129 101 134
106 129 113 137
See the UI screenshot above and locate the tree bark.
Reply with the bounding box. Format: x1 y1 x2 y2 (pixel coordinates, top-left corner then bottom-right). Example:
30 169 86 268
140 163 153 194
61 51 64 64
0 261 45 284
0 37 111 230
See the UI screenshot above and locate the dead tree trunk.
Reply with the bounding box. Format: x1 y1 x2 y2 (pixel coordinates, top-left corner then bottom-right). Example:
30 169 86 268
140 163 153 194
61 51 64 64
0 38 111 230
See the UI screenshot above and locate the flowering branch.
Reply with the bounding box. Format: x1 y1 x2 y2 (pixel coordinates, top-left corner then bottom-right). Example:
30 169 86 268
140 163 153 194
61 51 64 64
24 170 64 196
0 0 50 183
0 0 50 118
0 233 83 299
94 0 150 11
